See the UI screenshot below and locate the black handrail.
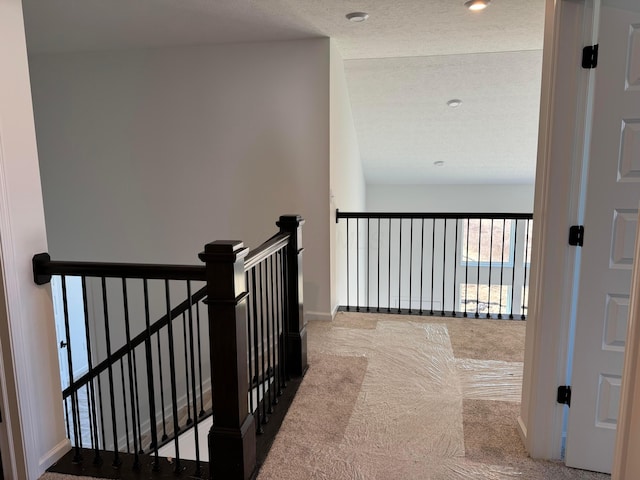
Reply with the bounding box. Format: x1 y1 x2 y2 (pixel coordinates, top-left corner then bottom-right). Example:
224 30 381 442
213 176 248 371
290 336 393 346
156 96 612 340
336 210 533 221
244 233 290 272
33 253 206 285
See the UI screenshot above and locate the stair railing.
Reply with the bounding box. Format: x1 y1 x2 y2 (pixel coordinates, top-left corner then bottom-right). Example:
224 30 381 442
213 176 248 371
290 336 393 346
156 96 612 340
33 214 307 480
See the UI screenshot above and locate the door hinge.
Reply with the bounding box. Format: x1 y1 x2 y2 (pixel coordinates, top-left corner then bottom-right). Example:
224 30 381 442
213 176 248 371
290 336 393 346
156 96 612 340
557 385 572 406
582 44 599 69
568 225 584 247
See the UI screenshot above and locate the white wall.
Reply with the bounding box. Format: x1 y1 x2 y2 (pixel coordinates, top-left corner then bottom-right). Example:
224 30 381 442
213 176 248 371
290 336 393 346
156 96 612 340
0 1 68 477
366 184 535 213
29 39 332 317
329 40 366 317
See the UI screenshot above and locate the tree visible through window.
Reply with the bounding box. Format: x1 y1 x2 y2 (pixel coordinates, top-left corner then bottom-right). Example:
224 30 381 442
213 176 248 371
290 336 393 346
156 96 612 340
461 219 513 265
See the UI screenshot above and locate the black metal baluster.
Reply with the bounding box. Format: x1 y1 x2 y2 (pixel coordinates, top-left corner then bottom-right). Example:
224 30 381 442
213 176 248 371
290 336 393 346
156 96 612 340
60 276 82 463
100 278 120 467
164 280 181 472
420 219 425 314
487 219 494 319
442 219 447 316
499 219 506 319
86 383 95 450
346 219 350 310
121 279 139 468
96 376 106 455
182 311 193 426
269 256 280 404
387 218 392 312
119 357 131 454
63 397 71 440
475 220 482 318
186 281 201 475
510 220 519 319
409 219 413 313
452 218 459 316
522 219 531 320
251 267 264 433
196 297 205 417
464 218 470 317
247 271 255 417
131 345 144 455
430 218 435 315
74 390 83 451
276 251 284 394
377 218 381 312
281 248 289 384
262 262 273 414
142 280 160 471
260 263 269 424
398 219 402 313
266 259 275 411
367 218 371 311
357 218 360 312
81 277 102 464
156 297 168 442
261 262 268 419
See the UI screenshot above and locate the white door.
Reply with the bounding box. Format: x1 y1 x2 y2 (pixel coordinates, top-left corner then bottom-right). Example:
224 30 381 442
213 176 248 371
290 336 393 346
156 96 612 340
566 0 640 473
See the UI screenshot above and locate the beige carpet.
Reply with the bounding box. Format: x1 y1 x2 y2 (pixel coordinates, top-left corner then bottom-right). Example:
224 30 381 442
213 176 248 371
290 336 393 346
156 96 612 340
257 313 610 479
42 312 611 480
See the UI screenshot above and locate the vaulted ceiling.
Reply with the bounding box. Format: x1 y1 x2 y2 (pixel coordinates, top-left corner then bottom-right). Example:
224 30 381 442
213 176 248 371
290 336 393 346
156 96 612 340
22 0 545 185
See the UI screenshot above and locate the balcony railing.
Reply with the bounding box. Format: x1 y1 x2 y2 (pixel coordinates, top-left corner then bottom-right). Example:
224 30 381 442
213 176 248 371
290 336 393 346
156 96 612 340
336 210 533 319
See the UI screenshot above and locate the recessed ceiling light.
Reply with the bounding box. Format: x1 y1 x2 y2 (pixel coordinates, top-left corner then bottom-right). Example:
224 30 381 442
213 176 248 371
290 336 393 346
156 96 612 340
447 99 462 108
464 0 490 11
346 12 369 22
434 161 445 167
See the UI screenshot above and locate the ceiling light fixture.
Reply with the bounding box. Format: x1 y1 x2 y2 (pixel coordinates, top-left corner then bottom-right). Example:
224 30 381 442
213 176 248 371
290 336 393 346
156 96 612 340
464 0 490 11
434 161 445 167
346 12 369 22
447 99 462 108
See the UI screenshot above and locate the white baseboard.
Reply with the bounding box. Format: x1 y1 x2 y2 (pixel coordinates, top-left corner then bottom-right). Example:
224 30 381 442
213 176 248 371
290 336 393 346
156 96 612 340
306 306 337 322
39 438 71 472
517 415 527 447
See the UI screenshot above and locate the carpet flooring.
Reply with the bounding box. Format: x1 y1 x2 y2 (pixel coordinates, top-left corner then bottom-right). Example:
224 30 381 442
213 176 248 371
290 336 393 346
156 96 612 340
42 312 611 480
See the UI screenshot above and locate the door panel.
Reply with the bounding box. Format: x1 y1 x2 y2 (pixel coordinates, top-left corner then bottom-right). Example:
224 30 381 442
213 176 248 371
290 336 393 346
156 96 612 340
566 1 640 473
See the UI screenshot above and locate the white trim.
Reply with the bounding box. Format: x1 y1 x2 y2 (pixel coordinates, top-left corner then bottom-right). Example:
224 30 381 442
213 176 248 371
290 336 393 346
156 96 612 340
522 0 593 460
517 415 527 446
0 270 25 480
0 115 32 480
39 439 71 470
305 307 337 322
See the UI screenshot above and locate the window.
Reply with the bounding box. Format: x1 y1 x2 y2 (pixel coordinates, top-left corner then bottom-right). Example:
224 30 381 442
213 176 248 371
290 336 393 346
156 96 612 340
461 219 514 266
460 283 510 315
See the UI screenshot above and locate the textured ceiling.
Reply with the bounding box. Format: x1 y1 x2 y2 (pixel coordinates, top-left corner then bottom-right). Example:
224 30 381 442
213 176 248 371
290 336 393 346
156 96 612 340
22 0 545 185
347 51 543 184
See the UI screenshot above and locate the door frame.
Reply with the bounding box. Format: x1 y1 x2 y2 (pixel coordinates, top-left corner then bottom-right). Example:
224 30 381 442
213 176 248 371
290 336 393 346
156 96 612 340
521 0 598 461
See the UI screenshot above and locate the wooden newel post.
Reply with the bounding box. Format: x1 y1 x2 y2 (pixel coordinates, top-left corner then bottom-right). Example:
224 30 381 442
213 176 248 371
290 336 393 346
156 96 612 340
199 241 256 480
277 215 308 377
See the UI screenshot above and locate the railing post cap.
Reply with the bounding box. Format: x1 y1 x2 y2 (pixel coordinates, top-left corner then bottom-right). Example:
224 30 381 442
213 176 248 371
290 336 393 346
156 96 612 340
199 240 249 263
277 215 305 229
